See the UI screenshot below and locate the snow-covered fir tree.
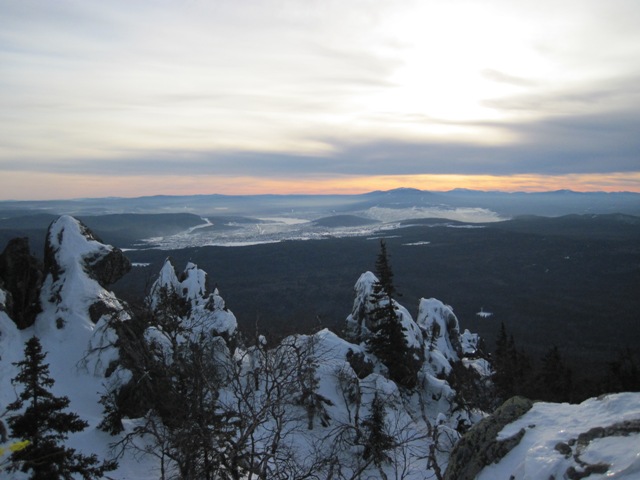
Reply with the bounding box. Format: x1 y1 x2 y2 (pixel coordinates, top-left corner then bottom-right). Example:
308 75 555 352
7 336 116 479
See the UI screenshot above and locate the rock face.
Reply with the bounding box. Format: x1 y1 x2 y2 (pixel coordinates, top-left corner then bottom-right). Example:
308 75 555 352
444 396 534 480
0 237 43 329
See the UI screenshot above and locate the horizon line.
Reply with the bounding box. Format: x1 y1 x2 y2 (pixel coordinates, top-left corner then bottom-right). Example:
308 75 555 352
2 187 639 203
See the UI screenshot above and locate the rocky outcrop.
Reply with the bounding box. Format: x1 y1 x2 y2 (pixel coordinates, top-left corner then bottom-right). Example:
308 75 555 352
444 396 534 480
147 259 238 341
42 216 131 326
417 298 462 358
344 270 424 353
44 216 130 289
31 216 134 377
85 246 131 287
0 237 43 329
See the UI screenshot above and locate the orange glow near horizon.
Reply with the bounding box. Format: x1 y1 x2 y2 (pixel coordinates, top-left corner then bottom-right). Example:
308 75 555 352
2 171 640 201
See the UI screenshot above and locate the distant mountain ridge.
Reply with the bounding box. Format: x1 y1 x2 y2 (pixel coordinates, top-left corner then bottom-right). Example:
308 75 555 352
1 188 639 218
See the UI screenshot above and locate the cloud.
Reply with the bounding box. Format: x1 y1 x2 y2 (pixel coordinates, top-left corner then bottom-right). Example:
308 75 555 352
481 69 538 88
3 102 638 180
1 0 639 197
482 74 640 115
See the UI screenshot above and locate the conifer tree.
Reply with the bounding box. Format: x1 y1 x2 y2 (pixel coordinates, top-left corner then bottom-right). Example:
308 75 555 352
296 337 332 430
492 322 513 397
374 239 395 297
606 348 640 392
366 240 420 389
535 345 573 402
360 393 393 467
491 323 533 401
7 336 116 479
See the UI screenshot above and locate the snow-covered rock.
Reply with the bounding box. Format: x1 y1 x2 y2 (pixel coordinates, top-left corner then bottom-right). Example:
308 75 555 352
445 396 534 480
448 392 640 480
417 298 461 361
147 258 237 340
344 271 377 342
40 215 130 332
345 272 486 386
479 392 640 480
345 270 423 352
342 270 493 454
35 216 131 375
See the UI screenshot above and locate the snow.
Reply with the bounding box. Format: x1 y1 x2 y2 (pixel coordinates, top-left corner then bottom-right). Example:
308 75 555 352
460 329 481 355
416 297 461 361
213 239 282 247
256 216 309 225
581 435 640 477
476 307 493 318
0 217 153 478
477 392 640 480
363 206 503 223
142 215 400 249
446 224 487 229
397 303 423 349
0 223 481 480
0 307 22 406
344 271 423 350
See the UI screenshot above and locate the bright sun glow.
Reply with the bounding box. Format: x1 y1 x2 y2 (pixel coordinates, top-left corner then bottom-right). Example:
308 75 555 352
352 3 552 143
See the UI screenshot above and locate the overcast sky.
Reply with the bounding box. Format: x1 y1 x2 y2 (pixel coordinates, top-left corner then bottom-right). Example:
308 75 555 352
1 0 639 199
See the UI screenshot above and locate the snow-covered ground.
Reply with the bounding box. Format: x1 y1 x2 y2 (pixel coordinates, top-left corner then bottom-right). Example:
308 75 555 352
477 393 640 480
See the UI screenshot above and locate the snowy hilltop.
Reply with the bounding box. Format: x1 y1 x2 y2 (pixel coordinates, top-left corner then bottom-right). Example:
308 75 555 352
1 215 639 480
